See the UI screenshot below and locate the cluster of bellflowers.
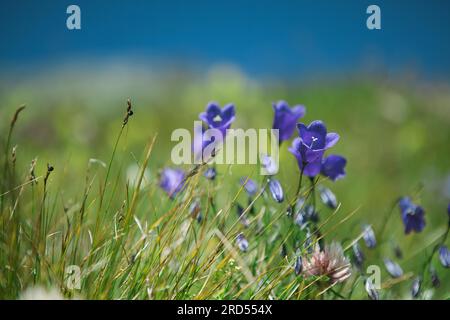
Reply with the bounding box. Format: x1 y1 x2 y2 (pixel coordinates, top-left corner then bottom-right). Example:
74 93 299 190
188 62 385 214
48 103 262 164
158 100 450 297
356 198 450 300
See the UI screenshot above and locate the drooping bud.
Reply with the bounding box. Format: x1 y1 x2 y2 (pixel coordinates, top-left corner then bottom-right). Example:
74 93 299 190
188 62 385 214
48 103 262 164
411 277 421 298
365 279 379 300
204 167 216 180
383 258 403 278
362 224 376 249
438 245 450 268
268 178 284 203
236 233 249 252
318 186 338 209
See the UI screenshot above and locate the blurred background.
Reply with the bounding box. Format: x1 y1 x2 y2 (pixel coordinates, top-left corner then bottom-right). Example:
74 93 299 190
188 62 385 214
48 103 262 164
1 0 450 295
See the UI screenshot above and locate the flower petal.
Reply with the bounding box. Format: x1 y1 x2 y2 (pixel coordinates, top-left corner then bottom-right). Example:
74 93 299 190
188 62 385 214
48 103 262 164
325 132 340 149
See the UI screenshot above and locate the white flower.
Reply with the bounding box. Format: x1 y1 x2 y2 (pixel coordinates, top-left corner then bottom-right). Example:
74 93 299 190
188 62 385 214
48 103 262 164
303 242 352 284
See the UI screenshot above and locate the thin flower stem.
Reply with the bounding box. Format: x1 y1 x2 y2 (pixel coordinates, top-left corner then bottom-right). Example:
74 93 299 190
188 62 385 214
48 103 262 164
421 219 450 281
310 176 316 210
290 166 305 214
295 166 305 199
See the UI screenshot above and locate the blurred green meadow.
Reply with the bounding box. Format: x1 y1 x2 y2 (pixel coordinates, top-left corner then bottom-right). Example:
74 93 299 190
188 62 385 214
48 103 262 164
1 64 449 299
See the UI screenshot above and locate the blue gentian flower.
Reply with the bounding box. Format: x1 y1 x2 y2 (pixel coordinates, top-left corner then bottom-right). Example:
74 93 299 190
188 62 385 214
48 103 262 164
199 102 235 136
236 233 249 252
321 155 347 181
318 186 338 209
398 197 426 234
268 178 284 203
240 177 258 196
272 100 305 144
159 168 185 199
439 245 450 268
384 258 403 278
447 202 450 218
362 224 376 249
289 120 339 177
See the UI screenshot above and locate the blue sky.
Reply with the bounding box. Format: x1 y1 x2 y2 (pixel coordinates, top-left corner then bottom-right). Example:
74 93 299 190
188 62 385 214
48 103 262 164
1 0 450 79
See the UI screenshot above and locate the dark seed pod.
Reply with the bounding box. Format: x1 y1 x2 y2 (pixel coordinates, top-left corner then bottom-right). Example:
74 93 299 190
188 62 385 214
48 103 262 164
247 197 255 215
286 206 293 218
281 244 288 258
430 267 440 288
394 245 403 259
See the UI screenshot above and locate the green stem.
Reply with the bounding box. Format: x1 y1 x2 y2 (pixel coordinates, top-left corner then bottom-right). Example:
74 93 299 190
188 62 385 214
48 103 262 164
421 220 450 281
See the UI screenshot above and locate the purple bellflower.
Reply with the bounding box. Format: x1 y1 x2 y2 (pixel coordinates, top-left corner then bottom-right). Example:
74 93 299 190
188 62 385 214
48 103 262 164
240 177 258 197
321 155 347 181
272 100 305 144
159 168 185 199
289 120 339 177
398 197 426 234
199 102 235 136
